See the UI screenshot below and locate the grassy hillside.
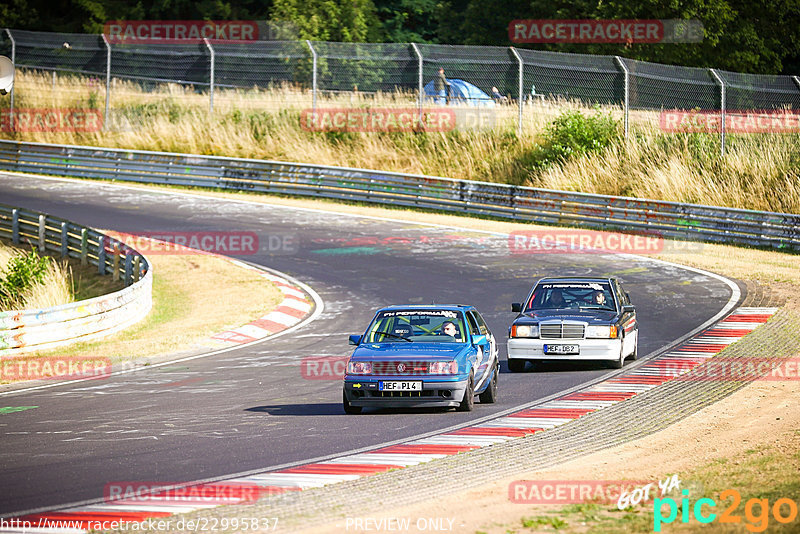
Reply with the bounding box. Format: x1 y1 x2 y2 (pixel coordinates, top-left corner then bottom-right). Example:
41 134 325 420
3 70 799 213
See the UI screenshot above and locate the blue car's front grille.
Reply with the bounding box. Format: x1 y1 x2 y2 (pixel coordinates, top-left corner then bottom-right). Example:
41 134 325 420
372 361 430 375
371 390 435 398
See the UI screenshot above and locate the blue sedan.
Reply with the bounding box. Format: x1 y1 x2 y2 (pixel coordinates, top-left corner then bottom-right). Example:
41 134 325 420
343 305 499 414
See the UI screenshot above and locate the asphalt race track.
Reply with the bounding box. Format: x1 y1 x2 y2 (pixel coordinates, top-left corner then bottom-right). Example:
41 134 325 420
0 173 738 515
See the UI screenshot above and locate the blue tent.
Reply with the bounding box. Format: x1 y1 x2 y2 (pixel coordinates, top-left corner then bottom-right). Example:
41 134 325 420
424 79 496 107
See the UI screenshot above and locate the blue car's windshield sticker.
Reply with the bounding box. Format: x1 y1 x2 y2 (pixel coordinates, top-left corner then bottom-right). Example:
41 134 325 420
365 310 467 343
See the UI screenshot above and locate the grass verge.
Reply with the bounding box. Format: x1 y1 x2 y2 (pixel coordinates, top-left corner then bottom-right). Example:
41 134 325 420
1 238 123 310
1 244 284 384
4 70 800 213
496 417 800 533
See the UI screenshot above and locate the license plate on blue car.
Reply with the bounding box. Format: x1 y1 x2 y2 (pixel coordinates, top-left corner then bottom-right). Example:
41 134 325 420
379 381 422 391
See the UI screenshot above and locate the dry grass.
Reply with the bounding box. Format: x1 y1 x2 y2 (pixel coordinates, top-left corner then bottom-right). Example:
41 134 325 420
23 249 285 364
3 69 799 212
0 241 73 310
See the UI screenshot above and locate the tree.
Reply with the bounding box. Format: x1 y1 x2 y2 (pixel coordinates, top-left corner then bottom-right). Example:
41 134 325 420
271 0 383 42
374 0 440 43
449 0 800 74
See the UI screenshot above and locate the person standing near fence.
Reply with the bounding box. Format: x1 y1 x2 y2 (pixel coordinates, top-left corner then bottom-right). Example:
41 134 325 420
435 67 451 105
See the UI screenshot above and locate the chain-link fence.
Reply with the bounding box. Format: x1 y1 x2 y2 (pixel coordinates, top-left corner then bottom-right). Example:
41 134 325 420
2 28 800 153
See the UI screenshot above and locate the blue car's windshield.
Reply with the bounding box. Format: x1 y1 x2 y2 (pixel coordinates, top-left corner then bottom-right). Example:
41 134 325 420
526 282 616 312
364 310 467 343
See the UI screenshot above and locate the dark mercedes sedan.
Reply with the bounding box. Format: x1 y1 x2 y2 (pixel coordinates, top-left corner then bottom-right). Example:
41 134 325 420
507 277 637 371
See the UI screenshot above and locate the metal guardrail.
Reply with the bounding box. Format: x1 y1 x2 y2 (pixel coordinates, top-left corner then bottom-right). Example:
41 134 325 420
0 201 152 355
0 139 798 251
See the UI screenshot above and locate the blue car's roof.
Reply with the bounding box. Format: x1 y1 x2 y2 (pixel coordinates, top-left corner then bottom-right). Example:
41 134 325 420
377 304 473 312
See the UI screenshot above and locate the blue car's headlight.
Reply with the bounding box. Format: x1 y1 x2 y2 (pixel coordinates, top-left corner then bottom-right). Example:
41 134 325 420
347 361 372 375
429 361 458 374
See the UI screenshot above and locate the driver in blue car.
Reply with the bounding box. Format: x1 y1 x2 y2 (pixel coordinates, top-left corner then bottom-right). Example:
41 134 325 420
441 321 461 340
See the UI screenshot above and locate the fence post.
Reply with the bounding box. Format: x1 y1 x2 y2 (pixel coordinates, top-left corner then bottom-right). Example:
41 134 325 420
306 40 317 115
133 256 141 282
98 236 106 275
614 56 629 141
101 34 111 131
710 69 726 156
80 228 88 265
204 38 214 113
60 222 68 257
111 243 120 281
411 43 423 125
510 47 523 135
124 252 133 286
38 214 46 252
792 76 800 92
11 208 19 244
5 29 15 130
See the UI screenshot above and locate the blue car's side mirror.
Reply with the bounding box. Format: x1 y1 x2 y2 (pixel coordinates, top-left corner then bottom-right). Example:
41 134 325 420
348 334 361 346
472 334 487 345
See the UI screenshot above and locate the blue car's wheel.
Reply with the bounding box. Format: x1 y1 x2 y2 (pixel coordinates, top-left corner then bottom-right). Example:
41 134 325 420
479 363 498 404
457 371 475 412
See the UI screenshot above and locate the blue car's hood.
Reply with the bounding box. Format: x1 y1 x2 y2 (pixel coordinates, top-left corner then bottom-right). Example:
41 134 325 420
351 342 471 360
517 309 618 323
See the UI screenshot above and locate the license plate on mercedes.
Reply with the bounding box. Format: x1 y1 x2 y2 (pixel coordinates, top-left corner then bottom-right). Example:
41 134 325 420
544 344 579 355
379 381 422 391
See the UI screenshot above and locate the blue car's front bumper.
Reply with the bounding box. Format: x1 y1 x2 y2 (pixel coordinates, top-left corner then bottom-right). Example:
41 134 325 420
343 376 468 409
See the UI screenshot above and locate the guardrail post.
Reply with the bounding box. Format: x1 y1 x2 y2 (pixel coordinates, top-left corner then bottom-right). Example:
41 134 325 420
204 38 214 113
614 56 629 141
80 228 88 265
60 222 68 257
101 34 111 131
111 242 120 281
411 43 423 125
306 40 317 115
11 208 19 244
5 29 15 130
97 236 106 274
124 252 133 286
38 214 46 252
510 47 523 135
710 69 726 156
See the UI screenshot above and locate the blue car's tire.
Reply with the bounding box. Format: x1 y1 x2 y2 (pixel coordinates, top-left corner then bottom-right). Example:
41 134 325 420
457 372 475 412
478 363 498 404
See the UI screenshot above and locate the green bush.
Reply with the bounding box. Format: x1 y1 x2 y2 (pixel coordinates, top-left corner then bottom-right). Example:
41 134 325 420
0 248 51 307
531 109 621 169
